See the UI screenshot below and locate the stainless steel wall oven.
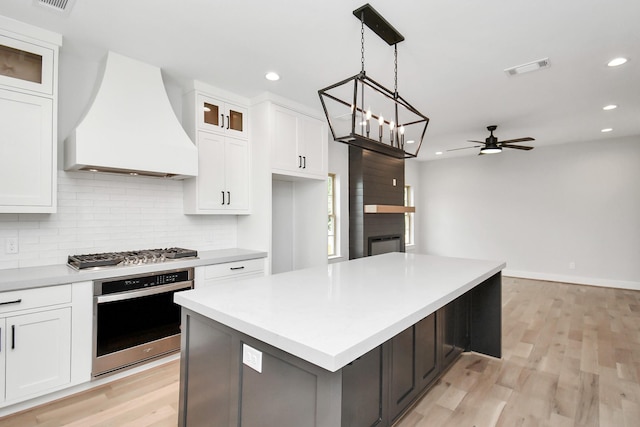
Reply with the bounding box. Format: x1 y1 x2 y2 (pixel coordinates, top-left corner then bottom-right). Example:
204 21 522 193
92 267 194 377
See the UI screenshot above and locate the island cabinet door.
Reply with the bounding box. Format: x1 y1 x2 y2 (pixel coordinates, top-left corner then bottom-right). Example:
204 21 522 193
388 326 416 420
441 294 471 367
341 346 386 427
179 314 234 427
415 312 439 389
388 312 439 422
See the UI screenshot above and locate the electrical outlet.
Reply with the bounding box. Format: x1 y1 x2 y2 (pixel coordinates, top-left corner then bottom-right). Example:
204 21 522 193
569 261 575 270
242 343 263 373
6 237 18 254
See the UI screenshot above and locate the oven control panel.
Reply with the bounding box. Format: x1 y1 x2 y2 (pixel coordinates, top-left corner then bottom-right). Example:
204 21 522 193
95 268 194 295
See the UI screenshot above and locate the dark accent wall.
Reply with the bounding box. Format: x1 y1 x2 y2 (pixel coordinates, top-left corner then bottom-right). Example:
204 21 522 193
349 146 405 259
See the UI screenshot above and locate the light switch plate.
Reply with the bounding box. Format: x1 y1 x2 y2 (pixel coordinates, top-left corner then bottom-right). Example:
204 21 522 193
242 343 263 373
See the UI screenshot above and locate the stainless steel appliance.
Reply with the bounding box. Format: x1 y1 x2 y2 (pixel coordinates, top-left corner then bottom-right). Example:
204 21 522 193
92 267 194 377
68 247 198 270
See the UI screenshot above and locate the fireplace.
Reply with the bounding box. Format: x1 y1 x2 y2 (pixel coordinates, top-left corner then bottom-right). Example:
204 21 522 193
349 146 406 258
369 235 403 256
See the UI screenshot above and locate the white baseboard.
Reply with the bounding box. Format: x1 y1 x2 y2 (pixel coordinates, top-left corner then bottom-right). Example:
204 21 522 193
503 269 640 291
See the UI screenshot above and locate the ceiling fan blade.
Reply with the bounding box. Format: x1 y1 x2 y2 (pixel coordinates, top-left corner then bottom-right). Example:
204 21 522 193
467 140 485 143
502 144 534 150
447 145 481 152
500 137 535 144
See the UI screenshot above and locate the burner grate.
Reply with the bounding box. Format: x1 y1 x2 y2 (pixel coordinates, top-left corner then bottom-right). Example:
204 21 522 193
68 247 198 270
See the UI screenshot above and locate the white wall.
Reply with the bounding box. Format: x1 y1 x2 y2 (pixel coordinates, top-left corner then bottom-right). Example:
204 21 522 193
328 140 349 263
405 158 420 252
418 135 640 289
0 50 237 270
272 180 294 273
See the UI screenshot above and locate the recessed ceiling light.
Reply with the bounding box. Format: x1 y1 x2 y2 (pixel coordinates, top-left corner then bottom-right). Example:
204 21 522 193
602 104 617 110
265 72 280 81
601 128 613 133
435 151 443 155
607 57 628 67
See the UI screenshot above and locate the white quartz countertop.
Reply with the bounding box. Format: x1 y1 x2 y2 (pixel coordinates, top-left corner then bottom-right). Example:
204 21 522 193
174 252 505 372
0 248 267 292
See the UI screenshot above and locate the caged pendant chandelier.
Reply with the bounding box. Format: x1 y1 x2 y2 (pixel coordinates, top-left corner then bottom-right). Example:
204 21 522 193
318 3 429 159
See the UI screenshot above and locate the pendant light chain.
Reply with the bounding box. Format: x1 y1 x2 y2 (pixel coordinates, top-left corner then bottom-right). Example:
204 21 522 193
394 44 398 96
360 13 365 73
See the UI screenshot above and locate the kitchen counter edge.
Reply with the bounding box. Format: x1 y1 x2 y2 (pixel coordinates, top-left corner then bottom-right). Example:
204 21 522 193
0 248 268 292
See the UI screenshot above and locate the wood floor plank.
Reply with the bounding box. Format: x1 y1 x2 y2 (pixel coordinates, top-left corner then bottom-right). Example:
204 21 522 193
2 276 640 426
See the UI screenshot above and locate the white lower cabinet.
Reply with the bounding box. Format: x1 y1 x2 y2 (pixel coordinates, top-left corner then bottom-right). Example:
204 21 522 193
0 286 72 405
195 258 265 288
3 308 71 401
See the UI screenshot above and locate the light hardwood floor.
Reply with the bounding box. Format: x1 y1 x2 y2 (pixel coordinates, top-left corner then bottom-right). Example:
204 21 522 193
1 277 639 426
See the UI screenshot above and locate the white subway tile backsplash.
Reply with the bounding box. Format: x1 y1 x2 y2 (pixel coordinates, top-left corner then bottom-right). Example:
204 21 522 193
0 170 238 269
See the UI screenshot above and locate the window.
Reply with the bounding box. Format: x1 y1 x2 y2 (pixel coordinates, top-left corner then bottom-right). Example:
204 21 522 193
328 174 337 256
404 185 414 246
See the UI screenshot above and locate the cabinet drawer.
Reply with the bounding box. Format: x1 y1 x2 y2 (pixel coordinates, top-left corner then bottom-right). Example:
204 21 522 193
204 258 264 281
0 284 72 315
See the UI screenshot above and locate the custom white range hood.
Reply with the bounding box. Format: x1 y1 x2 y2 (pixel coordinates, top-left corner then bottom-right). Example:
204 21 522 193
65 52 198 178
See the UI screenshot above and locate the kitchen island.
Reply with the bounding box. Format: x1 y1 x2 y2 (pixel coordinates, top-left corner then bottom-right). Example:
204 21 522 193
174 252 504 426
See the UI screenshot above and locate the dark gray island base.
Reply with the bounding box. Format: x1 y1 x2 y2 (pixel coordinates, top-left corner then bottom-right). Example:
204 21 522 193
177 272 501 427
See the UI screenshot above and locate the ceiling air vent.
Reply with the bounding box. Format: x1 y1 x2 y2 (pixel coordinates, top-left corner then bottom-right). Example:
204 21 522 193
504 58 550 76
33 0 76 14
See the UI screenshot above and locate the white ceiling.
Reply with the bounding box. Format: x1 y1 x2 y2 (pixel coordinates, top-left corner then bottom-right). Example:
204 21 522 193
1 0 639 160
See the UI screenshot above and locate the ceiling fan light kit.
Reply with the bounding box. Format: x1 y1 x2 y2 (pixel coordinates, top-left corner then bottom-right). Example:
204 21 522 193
318 3 429 159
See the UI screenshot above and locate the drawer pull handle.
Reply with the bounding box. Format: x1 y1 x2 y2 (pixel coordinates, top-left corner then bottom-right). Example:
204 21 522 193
230 266 245 271
0 299 22 306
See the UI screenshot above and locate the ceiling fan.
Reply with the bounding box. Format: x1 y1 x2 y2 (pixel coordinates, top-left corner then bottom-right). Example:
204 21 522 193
448 125 535 154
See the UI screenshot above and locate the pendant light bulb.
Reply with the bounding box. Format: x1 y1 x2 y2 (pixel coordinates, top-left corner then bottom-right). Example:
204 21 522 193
378 115 384 125
389 121 395 130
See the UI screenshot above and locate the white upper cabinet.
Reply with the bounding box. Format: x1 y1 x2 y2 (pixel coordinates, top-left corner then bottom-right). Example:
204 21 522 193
0 90 54 210
183 132 249 214
196 93 248 140
0 18 61 213
0 34 55 95
271 104 327 180
182 83 251 214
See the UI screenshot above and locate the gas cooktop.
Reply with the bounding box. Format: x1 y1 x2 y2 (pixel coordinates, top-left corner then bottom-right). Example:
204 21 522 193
67 247 198 270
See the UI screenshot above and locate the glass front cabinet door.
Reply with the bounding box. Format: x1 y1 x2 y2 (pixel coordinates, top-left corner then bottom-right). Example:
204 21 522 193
0 34 54 95
197 93 248 139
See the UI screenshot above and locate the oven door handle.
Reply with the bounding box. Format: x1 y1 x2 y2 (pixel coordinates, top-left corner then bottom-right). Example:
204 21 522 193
96 281 193 304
